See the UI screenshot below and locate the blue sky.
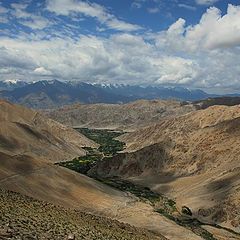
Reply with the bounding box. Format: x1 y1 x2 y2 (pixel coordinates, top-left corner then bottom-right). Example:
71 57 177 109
0 0 240 93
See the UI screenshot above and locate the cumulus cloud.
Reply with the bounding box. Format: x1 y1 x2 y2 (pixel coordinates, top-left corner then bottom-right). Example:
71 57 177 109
185 5 240 50
155 4 240 51
34 67 52 75
0 34 198 86
153 57 200 85
46 0 142 31
0 46 36 69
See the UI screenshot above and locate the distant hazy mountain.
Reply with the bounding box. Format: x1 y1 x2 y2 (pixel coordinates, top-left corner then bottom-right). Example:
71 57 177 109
95 83 210 101
0 79 212 109
0 80 131 109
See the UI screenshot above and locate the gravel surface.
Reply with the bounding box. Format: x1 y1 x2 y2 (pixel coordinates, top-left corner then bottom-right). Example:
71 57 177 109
0 188 164 240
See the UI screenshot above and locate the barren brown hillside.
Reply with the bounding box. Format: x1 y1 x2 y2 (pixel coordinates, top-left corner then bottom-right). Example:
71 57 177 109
43 99 196 130
91 105 240 232
0 100 97 162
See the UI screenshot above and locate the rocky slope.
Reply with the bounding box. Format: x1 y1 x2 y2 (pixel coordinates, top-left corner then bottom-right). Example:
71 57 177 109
0 188 161 240
44 99 196 131
90 105 240 232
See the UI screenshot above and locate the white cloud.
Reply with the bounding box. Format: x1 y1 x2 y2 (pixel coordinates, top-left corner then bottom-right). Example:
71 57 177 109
46 0 107 19
11 3 31 18
196 0 220 5
20 17 50 30
46 0 142 32
0 34 197 86
0 5 9 23
150 57 200 84
0 46 36 69
187 5 240 50
34 67 52 75
10 2 51 30
178 4 196 11
155 4 240 51
105 19 141 32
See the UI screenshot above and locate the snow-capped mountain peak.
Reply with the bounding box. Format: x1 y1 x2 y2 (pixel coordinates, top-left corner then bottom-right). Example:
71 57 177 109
3 79 20 84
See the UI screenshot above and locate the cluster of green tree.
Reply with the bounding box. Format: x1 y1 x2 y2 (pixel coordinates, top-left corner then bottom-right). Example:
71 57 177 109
77 128 125 156
57 128 125 174
58 148 102 174
97 177 161 203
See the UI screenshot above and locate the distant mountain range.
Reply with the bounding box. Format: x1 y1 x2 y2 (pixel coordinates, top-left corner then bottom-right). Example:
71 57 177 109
95 83 210 100
0 79 237 109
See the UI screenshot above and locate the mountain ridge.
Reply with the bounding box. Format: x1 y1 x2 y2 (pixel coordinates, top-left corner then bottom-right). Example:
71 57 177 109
43 99 196 131
0 80 213 109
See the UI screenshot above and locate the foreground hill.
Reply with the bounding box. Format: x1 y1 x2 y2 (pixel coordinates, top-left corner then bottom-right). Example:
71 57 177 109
44 99 196 131
0 188 160 240
90 105 240 232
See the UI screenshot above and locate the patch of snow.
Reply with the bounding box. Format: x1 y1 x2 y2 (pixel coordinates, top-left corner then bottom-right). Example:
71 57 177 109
3 79 19 84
